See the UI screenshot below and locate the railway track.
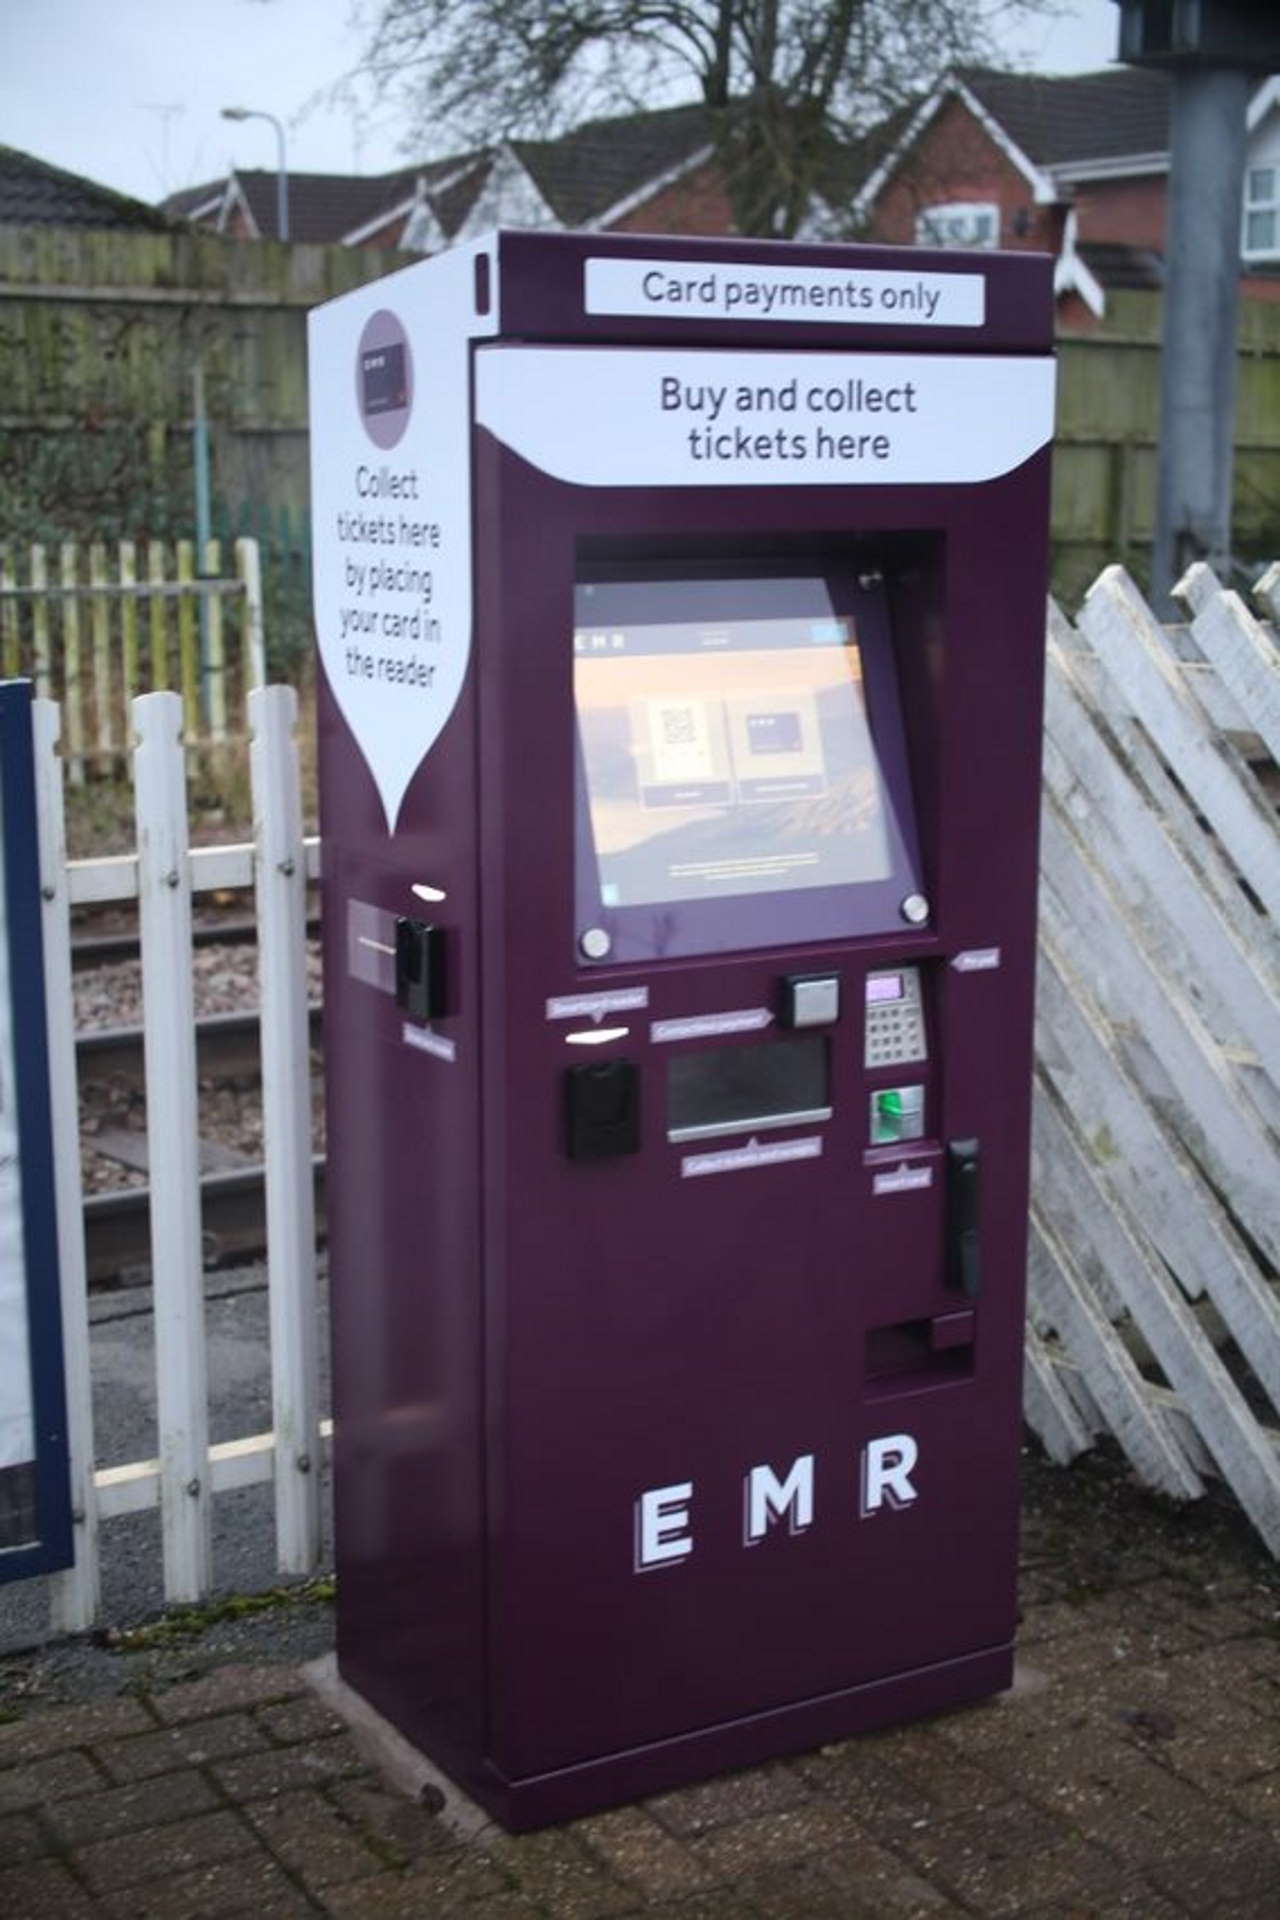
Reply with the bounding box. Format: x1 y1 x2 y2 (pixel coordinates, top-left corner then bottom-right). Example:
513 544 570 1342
78 1005 325 1283
84 1158 327 1284
78 1003 323 1085
70 910 320 970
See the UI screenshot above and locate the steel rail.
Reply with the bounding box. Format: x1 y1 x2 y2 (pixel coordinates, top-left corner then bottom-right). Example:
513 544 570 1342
84 1156 327 1283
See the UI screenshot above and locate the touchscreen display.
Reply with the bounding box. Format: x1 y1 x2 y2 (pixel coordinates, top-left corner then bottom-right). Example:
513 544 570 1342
574 583 893 909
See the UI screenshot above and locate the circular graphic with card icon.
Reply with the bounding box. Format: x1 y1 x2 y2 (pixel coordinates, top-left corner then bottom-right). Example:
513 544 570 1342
356 309 413 449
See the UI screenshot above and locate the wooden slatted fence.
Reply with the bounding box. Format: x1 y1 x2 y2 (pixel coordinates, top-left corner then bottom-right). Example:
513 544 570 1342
1027 562 1280 1553
0 537 265 781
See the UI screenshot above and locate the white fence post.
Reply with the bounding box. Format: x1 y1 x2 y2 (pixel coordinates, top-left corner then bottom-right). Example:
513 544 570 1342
236 539 267 691
1023 1327 1094 1466
33 700 100 1631
249 685 321 1574
1078 568 1280 923
133 691 211 1602
1176 564 1280 766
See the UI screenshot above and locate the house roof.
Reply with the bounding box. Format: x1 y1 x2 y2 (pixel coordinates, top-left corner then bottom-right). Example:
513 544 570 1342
430 156 495 238
165 104 718 245
0 144 172 230
206 166 421 242
163 156 489 243
1077 240 1165 291
959 65 1171 171
511 101 714 226
163 178 226 220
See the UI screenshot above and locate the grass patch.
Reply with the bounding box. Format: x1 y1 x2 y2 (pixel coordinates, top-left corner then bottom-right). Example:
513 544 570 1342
102 1575 335 1652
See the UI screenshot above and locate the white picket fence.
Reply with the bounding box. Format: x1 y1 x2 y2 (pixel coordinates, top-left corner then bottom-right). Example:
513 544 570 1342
35 686 321 1633
23 559 1280 1632
1026 560 1280 1553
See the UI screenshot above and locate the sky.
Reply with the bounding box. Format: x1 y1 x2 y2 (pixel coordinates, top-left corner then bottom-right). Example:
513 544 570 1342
1 0 1121 206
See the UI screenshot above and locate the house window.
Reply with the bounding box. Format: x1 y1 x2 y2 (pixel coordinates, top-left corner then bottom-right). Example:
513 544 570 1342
1243 166 1278 260
914 201 1000 249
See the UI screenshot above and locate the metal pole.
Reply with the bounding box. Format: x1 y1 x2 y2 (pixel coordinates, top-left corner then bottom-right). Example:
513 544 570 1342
1151 67 1251 608
272 115 290 242
192 358 212 726
220 106 288 241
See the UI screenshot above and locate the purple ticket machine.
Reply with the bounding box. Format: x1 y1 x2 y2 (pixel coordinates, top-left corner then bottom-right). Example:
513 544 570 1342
309 231 1055 1830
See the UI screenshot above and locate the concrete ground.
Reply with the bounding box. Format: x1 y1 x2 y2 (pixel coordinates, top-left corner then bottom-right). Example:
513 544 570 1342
1 1448 1278 1918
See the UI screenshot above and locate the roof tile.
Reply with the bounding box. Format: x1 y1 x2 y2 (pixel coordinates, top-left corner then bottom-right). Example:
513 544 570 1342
959 65 1171 170
0 144 172 230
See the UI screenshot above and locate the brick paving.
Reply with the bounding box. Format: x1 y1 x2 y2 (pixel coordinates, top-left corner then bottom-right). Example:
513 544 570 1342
1 1459 1278 1917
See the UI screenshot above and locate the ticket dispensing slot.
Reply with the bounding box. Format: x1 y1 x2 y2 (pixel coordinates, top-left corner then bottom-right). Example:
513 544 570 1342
866 1309 976 1394
667 1035 830 1144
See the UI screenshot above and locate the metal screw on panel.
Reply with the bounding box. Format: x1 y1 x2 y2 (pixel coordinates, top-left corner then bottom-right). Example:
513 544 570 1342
297 1454 312 1474
164 869 180 889
278 857 295 877
579 927 612 961
186 1477 201 1497
900 893 930 926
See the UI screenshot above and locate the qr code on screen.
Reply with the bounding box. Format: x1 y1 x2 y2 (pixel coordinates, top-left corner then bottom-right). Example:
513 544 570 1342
659 706 697 746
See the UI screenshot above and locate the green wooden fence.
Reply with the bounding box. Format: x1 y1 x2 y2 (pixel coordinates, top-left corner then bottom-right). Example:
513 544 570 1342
1053 291 1280 602
0 536 264 779
2 226 1278 611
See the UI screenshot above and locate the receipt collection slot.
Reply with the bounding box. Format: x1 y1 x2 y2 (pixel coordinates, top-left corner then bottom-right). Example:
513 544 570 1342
310 231 1055 1829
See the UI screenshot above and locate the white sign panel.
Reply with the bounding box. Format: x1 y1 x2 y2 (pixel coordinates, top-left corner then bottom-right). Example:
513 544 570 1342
651 1008 774 1044
476 347 1055 491
585 256 986 328
309 241 498 834
0 779 35 1478
873 1164 935 1196
952 947 1002 973
546 987 650 1021
682 1136 823 1179
403 1022 457 1063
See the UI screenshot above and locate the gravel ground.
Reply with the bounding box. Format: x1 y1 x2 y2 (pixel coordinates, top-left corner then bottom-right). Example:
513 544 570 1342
73 937 323 1033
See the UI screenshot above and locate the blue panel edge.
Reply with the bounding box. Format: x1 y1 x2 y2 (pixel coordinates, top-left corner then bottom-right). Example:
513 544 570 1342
0 680 74 1585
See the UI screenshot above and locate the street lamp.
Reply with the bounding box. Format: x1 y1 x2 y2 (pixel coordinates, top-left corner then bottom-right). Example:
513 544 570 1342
220 105 289 241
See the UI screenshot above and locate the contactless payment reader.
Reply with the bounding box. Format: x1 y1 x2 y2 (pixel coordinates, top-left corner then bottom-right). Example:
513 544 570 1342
310 231 1055 1830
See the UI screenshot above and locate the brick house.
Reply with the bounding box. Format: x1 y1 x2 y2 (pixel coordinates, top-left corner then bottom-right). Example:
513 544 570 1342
164 99 889 252
164 103 734 251
852 66 1280 326
165 68 1280 328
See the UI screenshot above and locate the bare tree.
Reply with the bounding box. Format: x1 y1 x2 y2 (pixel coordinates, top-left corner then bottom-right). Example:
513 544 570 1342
358 0 1056 238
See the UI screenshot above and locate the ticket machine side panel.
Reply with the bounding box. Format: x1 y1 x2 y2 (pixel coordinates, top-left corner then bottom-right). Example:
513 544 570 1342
319 664 489 1781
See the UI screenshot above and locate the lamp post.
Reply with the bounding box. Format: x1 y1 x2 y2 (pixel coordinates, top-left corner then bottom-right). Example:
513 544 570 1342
220 105 289 241
1113 2 1280 604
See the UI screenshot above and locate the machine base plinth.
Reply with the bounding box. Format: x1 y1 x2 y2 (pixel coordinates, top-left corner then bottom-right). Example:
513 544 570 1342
488 1644 1014 1831
329 1643 1015 1835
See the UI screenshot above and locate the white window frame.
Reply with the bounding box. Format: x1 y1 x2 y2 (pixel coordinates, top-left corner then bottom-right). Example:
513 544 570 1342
914 200 1000 250
1242 163 1279 264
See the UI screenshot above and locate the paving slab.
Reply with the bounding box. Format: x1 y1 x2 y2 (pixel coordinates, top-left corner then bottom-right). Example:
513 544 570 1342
0 1446 1277 1916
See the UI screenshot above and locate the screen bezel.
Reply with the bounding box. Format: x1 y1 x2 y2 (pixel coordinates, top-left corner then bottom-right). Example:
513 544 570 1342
572 562 924 964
